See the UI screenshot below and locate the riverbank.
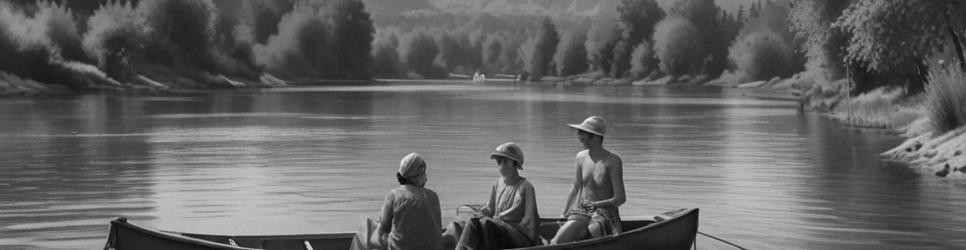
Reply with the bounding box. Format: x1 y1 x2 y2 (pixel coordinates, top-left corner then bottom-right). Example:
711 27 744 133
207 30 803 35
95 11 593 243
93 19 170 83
0 67 297 96
779 73 965 179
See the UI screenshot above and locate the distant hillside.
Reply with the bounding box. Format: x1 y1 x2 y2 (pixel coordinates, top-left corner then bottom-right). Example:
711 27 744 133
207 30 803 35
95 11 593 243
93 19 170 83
361 0 435 16
431 0 620 18
362 0 621 24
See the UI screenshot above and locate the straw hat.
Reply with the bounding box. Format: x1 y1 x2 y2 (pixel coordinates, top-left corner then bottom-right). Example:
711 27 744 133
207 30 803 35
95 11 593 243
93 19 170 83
567 116 606 136
398 153 426 179
491 142 524 168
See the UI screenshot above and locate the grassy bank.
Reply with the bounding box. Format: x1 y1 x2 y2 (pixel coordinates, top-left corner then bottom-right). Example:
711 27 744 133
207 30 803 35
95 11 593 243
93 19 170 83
879 67 966 179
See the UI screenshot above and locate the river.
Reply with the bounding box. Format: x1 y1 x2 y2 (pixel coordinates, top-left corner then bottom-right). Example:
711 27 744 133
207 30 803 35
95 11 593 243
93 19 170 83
0 82 963 249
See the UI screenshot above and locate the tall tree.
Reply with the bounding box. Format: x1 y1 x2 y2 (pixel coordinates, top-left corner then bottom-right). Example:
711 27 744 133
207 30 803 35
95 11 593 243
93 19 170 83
788 0 852 82
835 0 966 93
836 0 966 72
585 19 619 74
653 15 702 77
611 0 664 78
524 17 559 80
435 33 461 72
556 30 589 76
482 34 503 72
400 31 440 78
138 0 218 70
664 0 723 76
328 0 374 79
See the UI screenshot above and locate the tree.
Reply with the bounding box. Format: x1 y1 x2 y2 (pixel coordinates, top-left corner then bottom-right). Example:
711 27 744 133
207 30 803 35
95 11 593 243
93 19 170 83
835 0 966 93
242 0 294 44
727 0 803 83
836 0 966 72
653 16 702 77
556 30 588 76
435 33 461 72
612 0 664 78
371 33 401 76
666 0 726 77
585 19 620 74
82 0 149 82
524 17 559 80
328 0 374 79
630 41 658 79
482 34 503 72
400 31 441 78
788 0 851 82
138 0 218 70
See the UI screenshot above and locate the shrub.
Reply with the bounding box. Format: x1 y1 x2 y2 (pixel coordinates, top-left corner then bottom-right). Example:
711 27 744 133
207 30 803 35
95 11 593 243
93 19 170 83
925 67 966 133
727 30 799 83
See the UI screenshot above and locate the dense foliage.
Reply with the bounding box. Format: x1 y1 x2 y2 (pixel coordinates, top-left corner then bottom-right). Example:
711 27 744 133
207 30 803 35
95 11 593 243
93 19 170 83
522 17 559 80
611 0 663 78
726 1 803 83
6 0 966 99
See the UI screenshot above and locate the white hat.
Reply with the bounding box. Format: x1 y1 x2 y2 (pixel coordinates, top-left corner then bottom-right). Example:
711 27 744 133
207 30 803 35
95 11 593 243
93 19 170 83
567 116 606 136
398 153 426 178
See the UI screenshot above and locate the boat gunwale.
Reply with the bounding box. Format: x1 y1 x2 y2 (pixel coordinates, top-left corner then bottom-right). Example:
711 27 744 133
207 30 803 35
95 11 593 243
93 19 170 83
105 217 259 250
105 208 698 250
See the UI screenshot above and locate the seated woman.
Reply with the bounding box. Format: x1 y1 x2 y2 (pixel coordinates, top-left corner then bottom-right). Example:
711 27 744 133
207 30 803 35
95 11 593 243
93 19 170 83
444 142 540 250
370 153 443 250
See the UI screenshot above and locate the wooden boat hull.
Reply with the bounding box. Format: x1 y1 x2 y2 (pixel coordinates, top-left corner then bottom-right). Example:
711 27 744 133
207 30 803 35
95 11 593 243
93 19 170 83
104 208 698 250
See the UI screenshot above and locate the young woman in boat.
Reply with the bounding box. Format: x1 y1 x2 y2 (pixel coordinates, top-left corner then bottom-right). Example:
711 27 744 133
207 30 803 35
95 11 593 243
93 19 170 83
551 116 626 244
370 153 443 250
444 142 540 250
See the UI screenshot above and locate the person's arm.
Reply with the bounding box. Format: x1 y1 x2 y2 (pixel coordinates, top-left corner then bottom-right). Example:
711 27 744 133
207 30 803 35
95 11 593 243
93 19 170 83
518 182 540 241
562 155 582 217
370 191 394 248
432 191 442 235
592 156 625 208
481 180 497 217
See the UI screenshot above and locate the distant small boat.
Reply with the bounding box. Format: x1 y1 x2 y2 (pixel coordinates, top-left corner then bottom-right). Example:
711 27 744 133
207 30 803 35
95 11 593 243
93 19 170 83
103 208 699 250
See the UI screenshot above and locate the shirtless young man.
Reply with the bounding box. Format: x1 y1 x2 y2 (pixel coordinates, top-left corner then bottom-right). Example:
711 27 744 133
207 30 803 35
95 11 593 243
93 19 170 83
550 116 626 244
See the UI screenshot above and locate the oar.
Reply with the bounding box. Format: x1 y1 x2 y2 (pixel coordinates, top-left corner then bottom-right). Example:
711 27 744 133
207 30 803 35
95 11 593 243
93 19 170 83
695 231 748 250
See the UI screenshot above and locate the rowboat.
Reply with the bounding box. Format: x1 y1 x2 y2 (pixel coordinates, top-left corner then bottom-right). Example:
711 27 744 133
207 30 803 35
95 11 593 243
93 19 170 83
103 208 699 250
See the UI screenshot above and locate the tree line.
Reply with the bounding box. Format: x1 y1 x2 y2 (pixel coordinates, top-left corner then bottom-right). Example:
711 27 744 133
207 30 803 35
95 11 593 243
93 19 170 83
368 0 804 83
2 0 965 95
375 0 966 97
0 0 375 90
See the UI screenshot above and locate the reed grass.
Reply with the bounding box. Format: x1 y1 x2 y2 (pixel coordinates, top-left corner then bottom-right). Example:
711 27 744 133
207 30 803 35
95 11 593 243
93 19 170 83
925 66 966 133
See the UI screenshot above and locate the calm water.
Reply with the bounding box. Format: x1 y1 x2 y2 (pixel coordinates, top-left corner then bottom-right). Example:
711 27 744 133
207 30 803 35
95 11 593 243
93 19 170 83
1 83 964 249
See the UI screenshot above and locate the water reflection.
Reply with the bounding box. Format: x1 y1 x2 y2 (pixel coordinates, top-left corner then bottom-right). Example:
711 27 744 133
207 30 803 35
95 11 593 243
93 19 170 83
0 95 157 249
0 85 964 249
